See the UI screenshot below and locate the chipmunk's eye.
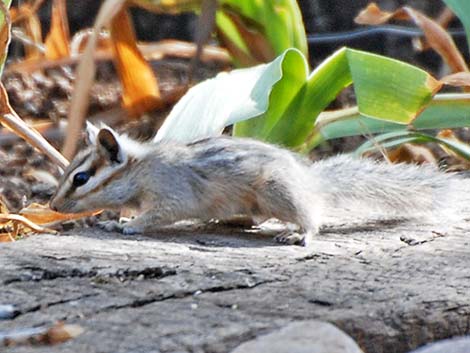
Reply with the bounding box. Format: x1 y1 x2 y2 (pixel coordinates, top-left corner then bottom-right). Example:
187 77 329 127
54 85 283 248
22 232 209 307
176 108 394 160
73 171 90 187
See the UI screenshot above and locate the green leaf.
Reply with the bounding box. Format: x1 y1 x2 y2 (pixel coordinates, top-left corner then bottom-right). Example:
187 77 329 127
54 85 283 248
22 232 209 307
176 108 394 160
254 47 351 146
443 0 470 53
155 48 306 142
133 0 308 66
346 49 440 123
354 130 470 160
235 48 441 148
157 48 453 148
217 0 308 63
314 93 470 146
233 47 309 140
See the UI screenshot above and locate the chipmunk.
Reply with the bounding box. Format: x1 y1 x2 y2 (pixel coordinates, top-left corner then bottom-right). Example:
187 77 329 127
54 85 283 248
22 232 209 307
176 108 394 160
50 124 467 246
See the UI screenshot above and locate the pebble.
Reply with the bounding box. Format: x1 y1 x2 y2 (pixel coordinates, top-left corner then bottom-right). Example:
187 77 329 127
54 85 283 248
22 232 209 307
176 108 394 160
408 336 470 353
230 320 364 353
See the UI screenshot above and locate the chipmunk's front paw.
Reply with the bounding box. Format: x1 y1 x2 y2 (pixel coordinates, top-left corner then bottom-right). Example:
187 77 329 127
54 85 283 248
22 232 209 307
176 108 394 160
97 220 123 233
97 220 143 236
121 224 142 236
274 231 307 246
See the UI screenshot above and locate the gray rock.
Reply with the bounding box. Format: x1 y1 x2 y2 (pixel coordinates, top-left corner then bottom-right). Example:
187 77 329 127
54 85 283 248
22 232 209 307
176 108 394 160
230 321 364 353
409 337 470 353
0 305 17 320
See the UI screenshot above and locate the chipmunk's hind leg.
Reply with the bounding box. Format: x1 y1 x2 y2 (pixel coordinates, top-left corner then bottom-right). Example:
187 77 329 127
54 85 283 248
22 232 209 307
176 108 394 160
257 176 320 247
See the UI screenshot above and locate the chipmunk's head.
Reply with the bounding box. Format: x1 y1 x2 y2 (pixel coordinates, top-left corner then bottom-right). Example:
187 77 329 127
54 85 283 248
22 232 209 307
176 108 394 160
50 123 132 214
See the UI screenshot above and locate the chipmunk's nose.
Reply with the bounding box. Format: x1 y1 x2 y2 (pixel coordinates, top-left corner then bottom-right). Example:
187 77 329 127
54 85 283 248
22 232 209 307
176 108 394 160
49 201 58 212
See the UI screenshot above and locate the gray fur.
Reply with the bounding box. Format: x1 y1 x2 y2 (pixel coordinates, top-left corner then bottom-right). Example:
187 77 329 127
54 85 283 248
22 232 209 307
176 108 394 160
50 129 469 246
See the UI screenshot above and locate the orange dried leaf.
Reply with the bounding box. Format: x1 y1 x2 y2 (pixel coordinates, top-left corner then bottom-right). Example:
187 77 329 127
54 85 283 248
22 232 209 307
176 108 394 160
0 233 14 242
2 322 84 346
388 143 437 165
20 202 102 225
0 213 55 233
45 323 84 345
10 0 46 24
436 129 469 163
355 3 468 74
44 0 70 60
110 6 162 117
355 3 396 24
437 129 456 139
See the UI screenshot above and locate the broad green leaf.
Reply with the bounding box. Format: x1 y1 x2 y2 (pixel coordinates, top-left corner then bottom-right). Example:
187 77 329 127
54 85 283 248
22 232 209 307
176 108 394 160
314 93 470 146
354 131 470 159
233 47 308 139
443 0 470 52
346 50 441 123
235 48 441 148
158 48 449 147
257 47 351 146
155 48 305 142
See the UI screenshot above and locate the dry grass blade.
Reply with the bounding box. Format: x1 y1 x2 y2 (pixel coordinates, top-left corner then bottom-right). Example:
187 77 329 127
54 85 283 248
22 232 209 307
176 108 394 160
0 5 68 169
189 0 217 79
62 0 126 160
7 39 231 74
70 28 112 56
355 3 468 73
0 83 69 169
440 72 470 86
417 7 456 51
44 0 70 59
140 39 230 62
10 3 43 60
110 5 162 117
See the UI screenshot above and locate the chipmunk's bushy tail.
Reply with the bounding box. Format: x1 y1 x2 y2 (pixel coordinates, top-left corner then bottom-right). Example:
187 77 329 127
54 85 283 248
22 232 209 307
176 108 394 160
310 155 469 223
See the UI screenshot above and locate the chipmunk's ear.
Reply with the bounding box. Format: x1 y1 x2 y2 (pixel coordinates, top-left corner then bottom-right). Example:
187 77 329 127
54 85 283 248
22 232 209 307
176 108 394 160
97 128 123 163
85 122 99 145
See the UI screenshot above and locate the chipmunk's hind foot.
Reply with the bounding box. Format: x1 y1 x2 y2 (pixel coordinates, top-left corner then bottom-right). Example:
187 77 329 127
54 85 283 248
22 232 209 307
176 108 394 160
274 231 308 246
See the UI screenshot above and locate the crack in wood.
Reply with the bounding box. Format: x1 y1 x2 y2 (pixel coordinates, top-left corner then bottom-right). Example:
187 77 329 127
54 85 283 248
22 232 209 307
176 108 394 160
99 278 277 313
17 293 100 318
3 266 176 285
